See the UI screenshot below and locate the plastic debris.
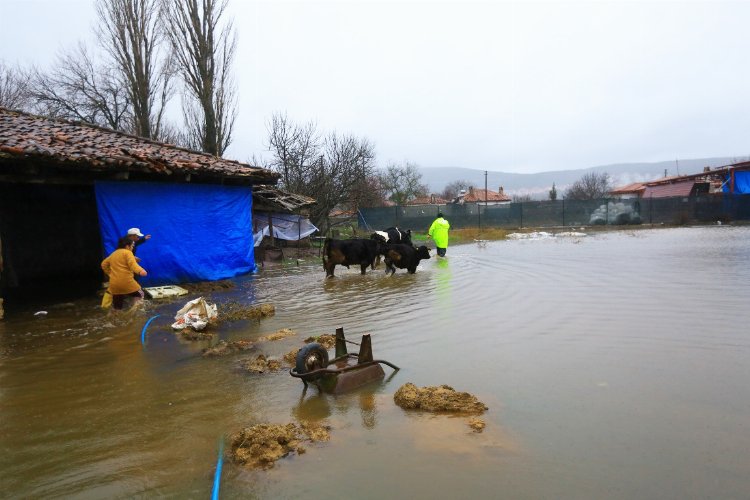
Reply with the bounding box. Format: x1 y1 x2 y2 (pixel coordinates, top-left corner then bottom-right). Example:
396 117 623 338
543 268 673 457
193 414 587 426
171 297 217 331
34 311 48 316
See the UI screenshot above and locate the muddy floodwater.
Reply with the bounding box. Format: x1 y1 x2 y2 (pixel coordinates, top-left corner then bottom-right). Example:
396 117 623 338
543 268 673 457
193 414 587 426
2 226 750 498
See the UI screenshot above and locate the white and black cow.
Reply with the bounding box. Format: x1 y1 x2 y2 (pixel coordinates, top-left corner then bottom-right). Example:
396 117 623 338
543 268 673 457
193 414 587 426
322 238 388 278
383 244 431 275
370 226 413 246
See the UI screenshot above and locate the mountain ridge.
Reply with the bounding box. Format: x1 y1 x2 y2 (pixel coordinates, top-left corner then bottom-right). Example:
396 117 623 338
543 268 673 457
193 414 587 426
416 157 743 198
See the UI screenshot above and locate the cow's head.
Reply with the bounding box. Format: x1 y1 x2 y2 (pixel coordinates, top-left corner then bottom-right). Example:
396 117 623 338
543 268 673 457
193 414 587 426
416 245 431 260
370 231 388 244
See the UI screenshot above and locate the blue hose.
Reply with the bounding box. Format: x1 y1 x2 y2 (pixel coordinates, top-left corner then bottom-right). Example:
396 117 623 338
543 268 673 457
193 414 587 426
212 439 224 500
140 315 161 345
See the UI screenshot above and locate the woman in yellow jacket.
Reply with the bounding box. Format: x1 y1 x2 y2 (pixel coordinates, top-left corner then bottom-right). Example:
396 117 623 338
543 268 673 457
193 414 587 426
428 212 451 257
101 237 147 310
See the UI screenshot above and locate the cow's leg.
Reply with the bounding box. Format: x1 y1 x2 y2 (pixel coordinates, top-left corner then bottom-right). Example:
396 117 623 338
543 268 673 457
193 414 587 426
360 261 368 274
325 262 336 278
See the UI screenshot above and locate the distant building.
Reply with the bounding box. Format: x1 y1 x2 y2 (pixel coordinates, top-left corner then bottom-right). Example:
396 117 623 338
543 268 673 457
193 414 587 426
610 163 750 198
405 194 449 206
453 186 511 205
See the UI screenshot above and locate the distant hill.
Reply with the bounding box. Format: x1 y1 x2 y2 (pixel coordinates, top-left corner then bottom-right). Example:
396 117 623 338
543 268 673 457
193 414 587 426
417 157 742 199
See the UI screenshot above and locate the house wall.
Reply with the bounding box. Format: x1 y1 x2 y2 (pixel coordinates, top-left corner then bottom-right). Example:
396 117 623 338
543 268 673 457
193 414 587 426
0 183 103 301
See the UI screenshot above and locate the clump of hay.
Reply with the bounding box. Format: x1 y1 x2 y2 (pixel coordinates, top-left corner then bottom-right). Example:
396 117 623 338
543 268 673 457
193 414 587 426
394 383 488 413
219 302 275 323
229 422 331 469
202 339 255 357
243 354 283 373
180 280 236 293
303 334 336 349
468 417 486 433
181 330 214 340
258 328 295 342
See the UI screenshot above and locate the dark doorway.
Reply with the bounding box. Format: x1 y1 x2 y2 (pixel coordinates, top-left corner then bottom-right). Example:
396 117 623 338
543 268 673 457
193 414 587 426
0 183 102 302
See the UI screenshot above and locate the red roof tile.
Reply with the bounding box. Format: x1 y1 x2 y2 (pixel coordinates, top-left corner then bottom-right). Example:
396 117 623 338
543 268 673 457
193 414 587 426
0 107 278 183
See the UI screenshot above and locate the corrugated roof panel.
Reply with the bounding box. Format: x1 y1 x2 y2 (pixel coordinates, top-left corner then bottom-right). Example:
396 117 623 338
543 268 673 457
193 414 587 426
642 181 695 198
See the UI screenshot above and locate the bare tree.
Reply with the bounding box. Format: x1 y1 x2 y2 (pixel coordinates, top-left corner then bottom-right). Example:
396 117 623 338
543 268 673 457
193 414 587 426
379 161 429 205
29 44 131 130
565 171 612 200
512 193 532 203
266 114 377 228
0 60 32 110
267 112 320 192
96 0 173 140
310 133 377 227
163 0 236 156
441 179 474 200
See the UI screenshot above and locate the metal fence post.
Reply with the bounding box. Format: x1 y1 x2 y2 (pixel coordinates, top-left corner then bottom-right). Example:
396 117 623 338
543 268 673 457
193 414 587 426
562 197 565 226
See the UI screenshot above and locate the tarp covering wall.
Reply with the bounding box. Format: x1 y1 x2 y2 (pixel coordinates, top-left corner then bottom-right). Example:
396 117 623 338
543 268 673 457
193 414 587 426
724 171 750 194
252 213 318 247
95 181 255 286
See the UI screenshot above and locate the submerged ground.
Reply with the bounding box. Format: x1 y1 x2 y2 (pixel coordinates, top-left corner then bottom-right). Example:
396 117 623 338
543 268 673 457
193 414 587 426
1 226 749 498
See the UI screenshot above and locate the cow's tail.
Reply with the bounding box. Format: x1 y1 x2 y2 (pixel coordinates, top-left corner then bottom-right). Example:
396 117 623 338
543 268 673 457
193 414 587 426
322 237 332 269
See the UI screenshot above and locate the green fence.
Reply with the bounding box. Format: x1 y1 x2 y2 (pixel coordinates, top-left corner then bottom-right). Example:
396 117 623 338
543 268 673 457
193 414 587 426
357 194 750 232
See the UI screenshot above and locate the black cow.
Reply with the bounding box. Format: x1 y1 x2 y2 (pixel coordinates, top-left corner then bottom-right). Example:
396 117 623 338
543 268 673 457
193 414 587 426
383 244 431 275
322 238 387 278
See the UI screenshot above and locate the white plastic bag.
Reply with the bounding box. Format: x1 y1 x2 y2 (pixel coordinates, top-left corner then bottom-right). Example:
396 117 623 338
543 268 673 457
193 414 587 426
171 297 218 331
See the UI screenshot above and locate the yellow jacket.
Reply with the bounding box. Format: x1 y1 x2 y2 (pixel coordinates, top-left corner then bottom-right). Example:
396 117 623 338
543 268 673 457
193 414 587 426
428 217 450 248
101 249 145 295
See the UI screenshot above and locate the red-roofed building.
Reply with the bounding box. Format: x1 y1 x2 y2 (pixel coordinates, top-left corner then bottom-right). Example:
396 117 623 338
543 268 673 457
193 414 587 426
454 186 511 205
405 194 449 206
0 107 280 311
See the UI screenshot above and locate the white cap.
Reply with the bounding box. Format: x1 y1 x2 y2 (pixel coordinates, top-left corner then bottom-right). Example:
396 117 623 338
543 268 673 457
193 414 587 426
127 228 144 237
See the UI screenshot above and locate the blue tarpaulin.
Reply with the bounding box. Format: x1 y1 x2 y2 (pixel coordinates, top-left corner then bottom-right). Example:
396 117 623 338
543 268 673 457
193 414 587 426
95 181 255 286
724 171 750 194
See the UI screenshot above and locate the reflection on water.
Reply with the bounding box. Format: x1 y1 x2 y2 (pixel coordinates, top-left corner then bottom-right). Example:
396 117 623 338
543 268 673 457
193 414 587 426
2 227 750 498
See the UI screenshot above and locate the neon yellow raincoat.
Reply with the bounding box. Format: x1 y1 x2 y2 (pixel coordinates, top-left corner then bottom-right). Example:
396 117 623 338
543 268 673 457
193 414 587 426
428 216 450 248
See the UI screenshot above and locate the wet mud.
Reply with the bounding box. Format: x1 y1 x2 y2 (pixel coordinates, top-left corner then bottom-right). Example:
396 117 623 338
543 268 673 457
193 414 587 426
394 383 488 413
202 340 255 357
243 354 283 373
229 422 331 469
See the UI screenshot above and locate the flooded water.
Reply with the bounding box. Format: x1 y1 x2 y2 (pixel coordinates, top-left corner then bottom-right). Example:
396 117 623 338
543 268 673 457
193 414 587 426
2 226 750 499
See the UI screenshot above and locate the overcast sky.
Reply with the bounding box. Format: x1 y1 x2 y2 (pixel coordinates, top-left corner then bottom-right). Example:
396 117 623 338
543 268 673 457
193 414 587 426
2 0 749 173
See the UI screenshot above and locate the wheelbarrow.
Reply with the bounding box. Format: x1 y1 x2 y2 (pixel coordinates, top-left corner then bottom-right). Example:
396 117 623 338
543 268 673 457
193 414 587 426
290 327 399 394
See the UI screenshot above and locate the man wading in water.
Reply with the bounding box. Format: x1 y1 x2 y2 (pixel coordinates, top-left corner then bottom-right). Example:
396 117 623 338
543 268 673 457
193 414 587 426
428 212 451 257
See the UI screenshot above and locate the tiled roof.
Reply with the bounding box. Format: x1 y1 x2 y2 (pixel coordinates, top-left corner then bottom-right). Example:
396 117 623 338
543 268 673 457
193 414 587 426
610 182 646 195
462 188 511 202
0 107 279 183
406 195 449 205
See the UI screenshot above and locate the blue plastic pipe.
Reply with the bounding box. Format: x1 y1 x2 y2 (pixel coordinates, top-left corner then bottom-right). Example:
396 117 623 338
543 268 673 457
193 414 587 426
140 315 161 345
212 439 224 500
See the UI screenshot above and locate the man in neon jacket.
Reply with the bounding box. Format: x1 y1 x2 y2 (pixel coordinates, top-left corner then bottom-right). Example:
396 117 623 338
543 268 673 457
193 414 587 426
428 212 451 257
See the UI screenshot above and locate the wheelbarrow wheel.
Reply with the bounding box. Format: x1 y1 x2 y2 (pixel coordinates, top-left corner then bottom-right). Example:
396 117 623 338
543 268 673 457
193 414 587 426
295 343 329 375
